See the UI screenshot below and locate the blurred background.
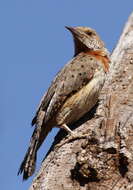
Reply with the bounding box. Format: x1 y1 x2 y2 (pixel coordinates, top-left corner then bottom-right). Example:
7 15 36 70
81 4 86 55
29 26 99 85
0 0 133 189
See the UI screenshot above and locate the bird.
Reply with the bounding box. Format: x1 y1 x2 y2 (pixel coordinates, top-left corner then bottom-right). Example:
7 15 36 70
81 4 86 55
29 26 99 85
18 26 110 180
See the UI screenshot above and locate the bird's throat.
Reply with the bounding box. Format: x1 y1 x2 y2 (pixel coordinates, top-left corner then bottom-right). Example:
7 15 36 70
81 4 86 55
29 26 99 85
85 50 110 73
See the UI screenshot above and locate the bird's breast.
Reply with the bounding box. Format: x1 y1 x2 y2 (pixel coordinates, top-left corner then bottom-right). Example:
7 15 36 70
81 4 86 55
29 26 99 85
56 70 106 125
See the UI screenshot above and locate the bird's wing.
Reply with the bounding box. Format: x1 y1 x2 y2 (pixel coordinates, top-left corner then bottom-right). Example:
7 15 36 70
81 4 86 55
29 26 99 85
32 53 98 125
31 62 70 126
31 70 61 126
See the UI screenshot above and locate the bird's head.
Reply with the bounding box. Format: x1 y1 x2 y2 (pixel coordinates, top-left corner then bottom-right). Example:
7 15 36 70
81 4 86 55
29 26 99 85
66 26 109 57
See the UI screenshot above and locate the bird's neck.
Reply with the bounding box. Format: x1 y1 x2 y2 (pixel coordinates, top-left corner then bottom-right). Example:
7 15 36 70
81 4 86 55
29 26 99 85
73 38 110 73
84 49 110 73
73 38 88 56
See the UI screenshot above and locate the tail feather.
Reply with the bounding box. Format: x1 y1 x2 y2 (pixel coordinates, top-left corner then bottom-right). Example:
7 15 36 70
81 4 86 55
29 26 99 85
18 149 37 180
18 110 51 180
18 129 38 180
18 125 51 180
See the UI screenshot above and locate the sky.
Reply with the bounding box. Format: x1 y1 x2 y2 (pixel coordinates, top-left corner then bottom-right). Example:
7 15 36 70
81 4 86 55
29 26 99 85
1 0 133 189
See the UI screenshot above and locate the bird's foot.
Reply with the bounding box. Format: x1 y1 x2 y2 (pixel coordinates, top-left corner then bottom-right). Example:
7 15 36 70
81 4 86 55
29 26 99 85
55 130 88 149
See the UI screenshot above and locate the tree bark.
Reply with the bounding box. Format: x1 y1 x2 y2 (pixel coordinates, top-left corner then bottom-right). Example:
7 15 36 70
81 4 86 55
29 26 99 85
29 13 133 190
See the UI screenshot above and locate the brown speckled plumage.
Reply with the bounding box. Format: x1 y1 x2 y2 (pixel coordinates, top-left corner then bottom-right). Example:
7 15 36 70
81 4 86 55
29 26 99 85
18 26 110 180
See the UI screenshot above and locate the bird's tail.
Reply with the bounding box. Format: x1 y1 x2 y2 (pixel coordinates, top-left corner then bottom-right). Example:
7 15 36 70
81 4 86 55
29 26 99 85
18 127 39 180
18 121 50 180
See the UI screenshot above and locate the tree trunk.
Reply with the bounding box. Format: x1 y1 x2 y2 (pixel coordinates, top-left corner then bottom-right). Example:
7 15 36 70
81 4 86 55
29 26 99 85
29 13 133 190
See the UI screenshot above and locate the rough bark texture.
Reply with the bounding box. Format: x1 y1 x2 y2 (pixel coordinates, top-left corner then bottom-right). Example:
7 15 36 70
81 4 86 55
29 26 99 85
29 13 133 190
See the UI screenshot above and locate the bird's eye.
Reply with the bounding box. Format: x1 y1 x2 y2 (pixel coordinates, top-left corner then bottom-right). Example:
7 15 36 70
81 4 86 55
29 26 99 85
86 31 95 36
86 31 93 35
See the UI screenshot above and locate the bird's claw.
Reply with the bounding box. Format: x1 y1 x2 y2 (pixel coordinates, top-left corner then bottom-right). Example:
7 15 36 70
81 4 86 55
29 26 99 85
55 132 88 149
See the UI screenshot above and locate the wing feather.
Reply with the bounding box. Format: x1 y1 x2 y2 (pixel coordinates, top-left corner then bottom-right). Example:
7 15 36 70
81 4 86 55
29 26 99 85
32 53 98 125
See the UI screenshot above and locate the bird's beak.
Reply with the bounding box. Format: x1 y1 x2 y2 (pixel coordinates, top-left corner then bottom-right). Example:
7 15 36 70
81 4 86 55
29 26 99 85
65 26 82 37
65 26 75 33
